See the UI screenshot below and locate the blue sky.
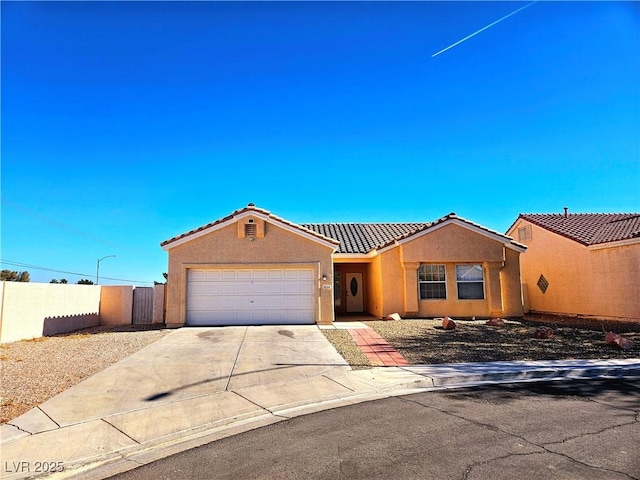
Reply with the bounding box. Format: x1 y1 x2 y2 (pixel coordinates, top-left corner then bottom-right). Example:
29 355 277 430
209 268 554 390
2 1 639 285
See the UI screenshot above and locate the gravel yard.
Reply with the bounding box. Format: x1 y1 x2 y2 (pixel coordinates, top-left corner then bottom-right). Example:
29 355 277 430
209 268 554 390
365 316 640 365
0 325 170 424
323 314 639 369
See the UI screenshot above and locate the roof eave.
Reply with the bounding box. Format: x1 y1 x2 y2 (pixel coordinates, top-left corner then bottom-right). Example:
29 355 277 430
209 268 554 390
587 237 640 250
161 208 339 251
333 252 378 263
378 217 526 254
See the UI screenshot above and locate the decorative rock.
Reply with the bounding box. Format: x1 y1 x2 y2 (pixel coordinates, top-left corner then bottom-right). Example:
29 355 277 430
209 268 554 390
442 316 457 330
486 318 505 327
605 331 633 350
386 313 402 321
534 326 554 339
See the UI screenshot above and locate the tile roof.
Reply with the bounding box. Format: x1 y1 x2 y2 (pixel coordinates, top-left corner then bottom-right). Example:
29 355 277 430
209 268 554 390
162 205 524 253
304 213 524 254
516 213 640 246
300 222 427 254
161 204 340 248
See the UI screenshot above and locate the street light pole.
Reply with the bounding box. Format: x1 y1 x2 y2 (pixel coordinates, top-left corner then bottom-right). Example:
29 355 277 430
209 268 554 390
96 255 116 285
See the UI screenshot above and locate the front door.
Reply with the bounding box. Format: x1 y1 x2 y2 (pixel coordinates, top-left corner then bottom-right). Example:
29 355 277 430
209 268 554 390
346 273 364 313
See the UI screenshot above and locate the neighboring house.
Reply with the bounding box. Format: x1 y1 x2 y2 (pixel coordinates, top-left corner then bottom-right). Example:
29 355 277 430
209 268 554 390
161 204 526 327
506 211 640 321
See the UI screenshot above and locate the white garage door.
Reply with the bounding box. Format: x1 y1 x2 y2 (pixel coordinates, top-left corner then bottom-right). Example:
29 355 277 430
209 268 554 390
186 268 316 326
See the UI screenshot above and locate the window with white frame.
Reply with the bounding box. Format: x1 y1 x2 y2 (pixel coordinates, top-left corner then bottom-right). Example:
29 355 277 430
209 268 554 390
456 265 484 300
418 264 446 299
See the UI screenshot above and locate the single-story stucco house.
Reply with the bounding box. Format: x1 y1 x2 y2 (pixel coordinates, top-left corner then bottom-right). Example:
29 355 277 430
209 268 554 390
161 204 527 327
507 210 640 321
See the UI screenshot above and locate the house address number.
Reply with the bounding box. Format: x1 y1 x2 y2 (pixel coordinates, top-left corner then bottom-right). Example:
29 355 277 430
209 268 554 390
322 285 332 290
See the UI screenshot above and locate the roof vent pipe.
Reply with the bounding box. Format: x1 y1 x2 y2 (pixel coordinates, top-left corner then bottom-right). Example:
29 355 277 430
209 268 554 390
563 207 568 218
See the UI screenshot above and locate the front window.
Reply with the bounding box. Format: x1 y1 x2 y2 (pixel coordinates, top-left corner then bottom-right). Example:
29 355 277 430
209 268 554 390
418 264 446 299
456 265 484 300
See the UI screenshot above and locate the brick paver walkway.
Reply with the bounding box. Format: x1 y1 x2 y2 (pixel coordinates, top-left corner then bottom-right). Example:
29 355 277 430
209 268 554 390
347 328 410 367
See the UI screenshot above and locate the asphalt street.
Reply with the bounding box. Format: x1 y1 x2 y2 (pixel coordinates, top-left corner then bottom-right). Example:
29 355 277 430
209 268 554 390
110 379 640 480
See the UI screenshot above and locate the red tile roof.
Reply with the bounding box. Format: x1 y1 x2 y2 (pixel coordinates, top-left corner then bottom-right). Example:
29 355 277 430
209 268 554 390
515 213 640 246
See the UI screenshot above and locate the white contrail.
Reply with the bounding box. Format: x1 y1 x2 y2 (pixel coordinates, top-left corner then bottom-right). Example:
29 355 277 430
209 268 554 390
432 1 537 58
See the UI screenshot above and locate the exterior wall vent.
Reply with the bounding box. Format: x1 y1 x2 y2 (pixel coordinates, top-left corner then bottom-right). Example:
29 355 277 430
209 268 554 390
537 274 549 294
237 216 265 239
518 225 532 242
245 223 257 237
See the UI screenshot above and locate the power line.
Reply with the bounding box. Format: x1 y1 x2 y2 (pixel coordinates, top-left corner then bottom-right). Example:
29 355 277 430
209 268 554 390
0 259 154 285
1 196 149 255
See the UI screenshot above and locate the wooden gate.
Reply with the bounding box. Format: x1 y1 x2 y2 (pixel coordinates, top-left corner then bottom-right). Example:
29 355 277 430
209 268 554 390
132 287 154 324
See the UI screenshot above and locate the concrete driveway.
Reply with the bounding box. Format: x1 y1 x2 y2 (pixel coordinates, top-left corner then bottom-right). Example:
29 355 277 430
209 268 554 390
1 326 358 478
4 325 351 434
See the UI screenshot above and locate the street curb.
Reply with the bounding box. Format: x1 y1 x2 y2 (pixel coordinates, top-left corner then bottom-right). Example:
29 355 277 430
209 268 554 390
423 366 640 387
23 363 639 480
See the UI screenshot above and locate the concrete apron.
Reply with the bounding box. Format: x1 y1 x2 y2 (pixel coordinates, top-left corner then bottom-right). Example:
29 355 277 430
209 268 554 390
2 326 640 480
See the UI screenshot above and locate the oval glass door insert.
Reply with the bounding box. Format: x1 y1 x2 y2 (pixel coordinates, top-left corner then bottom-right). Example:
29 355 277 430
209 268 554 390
350 277 358 296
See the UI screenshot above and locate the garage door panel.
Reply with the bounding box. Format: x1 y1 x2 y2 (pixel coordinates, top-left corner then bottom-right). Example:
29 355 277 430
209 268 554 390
207 271 223 281
251 298 268 308
188 270 207 282
190 284 221 295
267 297 283 308
268 270 284 280
187 298 205 310
253 270 268 279
189 283 206 295
266 283 282 294
253 283 269 294
220 284 237 294
236 270 253 280
298 269 314 280
297 297 315 308
219 270 236 280
281 283 298 294
284 270 303 280
236 282 252 294
204 284 221 295
298 283 315 294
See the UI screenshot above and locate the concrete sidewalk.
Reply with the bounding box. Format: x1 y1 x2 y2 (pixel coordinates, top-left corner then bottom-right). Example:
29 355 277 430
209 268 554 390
1 325 639 480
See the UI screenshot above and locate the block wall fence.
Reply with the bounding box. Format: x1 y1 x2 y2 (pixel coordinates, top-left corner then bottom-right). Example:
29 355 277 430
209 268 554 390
0 282 165 343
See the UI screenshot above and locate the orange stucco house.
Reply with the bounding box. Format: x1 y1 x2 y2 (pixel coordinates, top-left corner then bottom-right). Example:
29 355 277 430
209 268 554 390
507 211 640 321
161 204 526 327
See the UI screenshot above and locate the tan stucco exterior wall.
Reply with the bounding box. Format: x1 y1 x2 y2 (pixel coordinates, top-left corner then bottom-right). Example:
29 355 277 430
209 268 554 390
165 220 335 326
99 286 134 326
377 247 405 317
510 220 640 321
501 247 525 316
152 284 165 324
377 224 524 318
368 256 384 317
0 283 101 343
